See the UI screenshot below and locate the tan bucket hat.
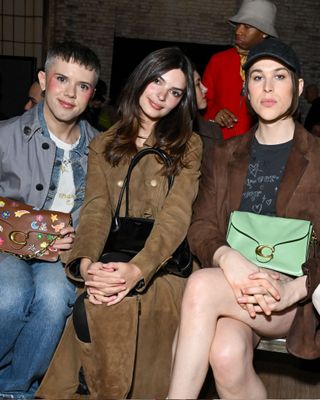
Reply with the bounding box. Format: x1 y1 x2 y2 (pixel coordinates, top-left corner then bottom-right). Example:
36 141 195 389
229 0 278 38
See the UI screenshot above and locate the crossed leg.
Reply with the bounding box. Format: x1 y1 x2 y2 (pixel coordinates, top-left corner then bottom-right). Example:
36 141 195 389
168 268 296 399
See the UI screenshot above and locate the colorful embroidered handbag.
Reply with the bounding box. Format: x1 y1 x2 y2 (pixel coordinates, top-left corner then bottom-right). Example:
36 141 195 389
0 196 71 261
226 211 314 276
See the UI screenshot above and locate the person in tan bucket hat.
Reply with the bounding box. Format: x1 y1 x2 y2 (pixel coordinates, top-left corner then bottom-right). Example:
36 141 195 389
203 0 278 139
229 0 278 38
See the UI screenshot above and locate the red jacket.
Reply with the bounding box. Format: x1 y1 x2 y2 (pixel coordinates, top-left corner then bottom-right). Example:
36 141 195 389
203 47 253 139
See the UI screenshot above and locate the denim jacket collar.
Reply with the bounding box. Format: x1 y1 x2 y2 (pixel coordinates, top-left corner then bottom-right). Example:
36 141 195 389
38 102 90 220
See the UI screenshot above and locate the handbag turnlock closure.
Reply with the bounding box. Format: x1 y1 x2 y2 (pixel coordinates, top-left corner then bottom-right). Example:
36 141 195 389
9 231 28 246
255 244 275 263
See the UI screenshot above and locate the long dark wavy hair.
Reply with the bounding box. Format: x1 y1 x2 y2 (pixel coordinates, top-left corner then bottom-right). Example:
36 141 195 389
104 47 197 175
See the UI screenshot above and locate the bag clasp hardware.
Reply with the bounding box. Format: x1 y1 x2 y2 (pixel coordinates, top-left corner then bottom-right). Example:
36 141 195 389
255 244 275 263
9 231 28 246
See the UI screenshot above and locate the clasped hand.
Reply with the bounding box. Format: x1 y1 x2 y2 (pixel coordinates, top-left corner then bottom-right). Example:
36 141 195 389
217 247 282 318
84 261 143 306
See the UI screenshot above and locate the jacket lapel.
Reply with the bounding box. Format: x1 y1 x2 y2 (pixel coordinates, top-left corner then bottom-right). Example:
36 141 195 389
276 123 309 216
228 130 255 211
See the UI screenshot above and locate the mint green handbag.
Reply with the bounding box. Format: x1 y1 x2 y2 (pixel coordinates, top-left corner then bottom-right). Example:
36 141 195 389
226 211 314 276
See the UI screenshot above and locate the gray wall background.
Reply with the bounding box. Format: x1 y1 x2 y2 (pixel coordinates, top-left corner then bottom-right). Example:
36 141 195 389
43 0 320 119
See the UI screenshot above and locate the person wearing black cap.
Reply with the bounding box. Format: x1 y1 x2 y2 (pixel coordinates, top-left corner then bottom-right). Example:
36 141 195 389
168 38 320 399
202 0 278 139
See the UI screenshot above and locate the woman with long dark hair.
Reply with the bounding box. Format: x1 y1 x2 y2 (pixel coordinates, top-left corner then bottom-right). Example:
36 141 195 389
37 46 202 399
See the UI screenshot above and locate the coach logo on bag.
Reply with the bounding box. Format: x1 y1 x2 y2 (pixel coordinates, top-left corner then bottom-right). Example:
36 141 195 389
255 244 275 262
9 231 28 246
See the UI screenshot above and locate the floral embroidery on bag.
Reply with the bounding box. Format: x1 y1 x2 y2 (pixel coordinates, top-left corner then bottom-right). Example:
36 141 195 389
1 211 10 219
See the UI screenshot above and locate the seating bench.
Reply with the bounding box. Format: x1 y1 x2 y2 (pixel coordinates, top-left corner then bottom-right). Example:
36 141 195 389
257 337 287 353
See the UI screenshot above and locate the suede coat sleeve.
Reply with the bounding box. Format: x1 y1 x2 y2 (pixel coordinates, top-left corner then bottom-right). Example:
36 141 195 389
66 131 202 288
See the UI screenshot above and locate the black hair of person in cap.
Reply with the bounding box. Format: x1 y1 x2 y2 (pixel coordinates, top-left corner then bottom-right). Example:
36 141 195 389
243 37 301 76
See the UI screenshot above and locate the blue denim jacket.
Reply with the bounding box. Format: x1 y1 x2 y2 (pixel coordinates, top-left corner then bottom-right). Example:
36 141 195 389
0 102 99 228
38 103 93 223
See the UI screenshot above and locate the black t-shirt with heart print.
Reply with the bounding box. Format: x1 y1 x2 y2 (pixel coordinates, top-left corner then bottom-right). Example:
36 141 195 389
240 136 293 216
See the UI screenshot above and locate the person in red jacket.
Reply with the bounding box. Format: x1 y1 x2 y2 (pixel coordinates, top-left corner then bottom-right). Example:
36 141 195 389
203 0 278 139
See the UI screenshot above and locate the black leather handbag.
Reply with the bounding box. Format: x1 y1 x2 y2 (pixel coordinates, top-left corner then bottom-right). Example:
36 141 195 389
100 147 193 278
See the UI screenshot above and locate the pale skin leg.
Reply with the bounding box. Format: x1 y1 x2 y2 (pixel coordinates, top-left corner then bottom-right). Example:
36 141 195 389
210 317 265 399
168 268 296 399
170 318 266 399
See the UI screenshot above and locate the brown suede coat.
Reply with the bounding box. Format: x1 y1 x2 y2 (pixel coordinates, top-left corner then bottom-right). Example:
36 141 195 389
36 131 202 399
188 122 320 359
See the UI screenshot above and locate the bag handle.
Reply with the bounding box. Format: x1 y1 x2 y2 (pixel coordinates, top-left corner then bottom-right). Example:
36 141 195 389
112 147 174 230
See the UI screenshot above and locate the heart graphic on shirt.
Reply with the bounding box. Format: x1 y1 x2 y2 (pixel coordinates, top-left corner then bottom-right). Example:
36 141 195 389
266 199 272 206
252 204 262 213
248 163 259 178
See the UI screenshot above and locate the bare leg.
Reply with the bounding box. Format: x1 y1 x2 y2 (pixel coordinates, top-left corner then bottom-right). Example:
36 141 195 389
170 328 178 374
168 270 220 399
211 317 266 399
168 268 296 399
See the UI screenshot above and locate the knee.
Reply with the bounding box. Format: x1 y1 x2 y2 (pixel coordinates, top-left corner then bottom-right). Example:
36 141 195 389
0 283 34 316
210 339 252 386
181 270 216 313
34 280 76 318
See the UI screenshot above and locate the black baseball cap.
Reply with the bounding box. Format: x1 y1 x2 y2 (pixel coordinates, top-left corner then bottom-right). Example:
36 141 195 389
243 38 301 76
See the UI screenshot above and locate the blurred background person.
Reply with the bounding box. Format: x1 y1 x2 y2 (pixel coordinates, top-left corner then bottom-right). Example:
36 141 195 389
24 68 44 111
304 83 320 134
202 0 278 139
82 78 118 131
192 67 222 149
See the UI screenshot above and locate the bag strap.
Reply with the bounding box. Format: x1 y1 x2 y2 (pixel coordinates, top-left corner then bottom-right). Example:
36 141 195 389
113 147 174 227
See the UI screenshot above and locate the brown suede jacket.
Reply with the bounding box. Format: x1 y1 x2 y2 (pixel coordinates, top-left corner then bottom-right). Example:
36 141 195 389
188 122 320 359
66 129 202 289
